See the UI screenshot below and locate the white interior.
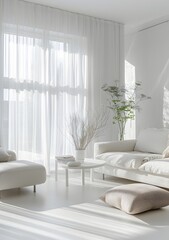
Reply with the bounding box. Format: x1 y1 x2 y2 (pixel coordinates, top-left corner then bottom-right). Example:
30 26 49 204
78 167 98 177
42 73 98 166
0 1 169 239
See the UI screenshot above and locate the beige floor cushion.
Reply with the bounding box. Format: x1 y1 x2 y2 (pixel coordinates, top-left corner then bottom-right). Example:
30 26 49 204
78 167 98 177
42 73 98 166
100 183 169 214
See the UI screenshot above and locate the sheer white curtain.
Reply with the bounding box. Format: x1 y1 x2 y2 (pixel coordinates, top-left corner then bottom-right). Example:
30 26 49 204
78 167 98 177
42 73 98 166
0 0 124 173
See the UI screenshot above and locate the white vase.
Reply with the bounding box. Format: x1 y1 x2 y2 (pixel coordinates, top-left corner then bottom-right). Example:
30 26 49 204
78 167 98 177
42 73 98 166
75 150 85 163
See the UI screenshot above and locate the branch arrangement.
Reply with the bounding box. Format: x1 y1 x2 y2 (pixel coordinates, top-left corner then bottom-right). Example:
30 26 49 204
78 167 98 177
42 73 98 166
68 111 108 150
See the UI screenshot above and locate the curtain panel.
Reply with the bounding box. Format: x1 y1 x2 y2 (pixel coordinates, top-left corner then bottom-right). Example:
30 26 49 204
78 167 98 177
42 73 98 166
0 0 124 173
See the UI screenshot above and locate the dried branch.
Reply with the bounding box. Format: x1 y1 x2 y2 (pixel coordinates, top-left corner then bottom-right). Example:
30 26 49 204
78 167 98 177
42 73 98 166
67 110 108 150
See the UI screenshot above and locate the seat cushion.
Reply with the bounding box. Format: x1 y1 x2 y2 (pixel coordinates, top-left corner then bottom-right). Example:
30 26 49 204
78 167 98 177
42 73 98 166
0 160 46 190
139 159 169 176
96 151 161 169
100 183 169 214
134 128 169 154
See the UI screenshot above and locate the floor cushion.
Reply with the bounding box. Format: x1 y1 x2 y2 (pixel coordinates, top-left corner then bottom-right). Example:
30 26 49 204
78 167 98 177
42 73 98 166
100 183 169 214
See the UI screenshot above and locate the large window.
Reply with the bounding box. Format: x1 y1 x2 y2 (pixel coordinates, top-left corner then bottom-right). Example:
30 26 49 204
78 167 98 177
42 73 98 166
0 0 123 173
2 26 87 171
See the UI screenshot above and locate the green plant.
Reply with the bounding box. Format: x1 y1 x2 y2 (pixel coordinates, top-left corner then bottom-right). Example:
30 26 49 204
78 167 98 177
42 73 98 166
102 81 151 141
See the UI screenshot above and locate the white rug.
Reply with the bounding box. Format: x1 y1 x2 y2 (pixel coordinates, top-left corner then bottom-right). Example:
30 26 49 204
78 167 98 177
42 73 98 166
0 201 169 240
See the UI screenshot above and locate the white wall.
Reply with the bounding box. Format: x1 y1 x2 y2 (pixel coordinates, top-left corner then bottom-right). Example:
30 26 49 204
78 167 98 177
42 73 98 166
125 22 169 135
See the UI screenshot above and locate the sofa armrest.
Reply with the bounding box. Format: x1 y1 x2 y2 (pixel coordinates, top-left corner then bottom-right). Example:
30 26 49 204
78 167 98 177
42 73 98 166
94 139 137 157
6 150 17 161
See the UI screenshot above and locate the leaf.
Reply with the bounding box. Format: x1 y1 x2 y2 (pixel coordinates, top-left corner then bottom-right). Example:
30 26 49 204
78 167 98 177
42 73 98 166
101 82 151 134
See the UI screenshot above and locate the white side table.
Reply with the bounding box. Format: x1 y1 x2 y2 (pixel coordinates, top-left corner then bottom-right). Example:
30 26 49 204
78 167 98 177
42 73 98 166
55 156 75 181
62 158 105 187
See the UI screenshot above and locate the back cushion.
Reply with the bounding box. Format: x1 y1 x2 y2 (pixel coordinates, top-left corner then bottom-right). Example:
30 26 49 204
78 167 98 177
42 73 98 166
134 128 169 154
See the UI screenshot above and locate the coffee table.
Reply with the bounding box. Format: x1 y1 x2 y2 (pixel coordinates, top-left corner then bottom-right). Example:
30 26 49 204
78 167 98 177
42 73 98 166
55 156 75 181
62 158 105 186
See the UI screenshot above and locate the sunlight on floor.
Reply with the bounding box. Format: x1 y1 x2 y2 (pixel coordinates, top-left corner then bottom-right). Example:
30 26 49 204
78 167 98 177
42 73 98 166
0 173 169 240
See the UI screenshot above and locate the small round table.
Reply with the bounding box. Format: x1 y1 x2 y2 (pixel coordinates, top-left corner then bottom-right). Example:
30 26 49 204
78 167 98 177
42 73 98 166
62 158 105 187
55 156 75 181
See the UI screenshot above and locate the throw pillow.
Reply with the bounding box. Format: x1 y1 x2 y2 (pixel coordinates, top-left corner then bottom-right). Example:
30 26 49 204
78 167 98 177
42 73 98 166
143 154 163 161
100 183 169 214
0 148 10 162
163 146 169 158
134 128 169 154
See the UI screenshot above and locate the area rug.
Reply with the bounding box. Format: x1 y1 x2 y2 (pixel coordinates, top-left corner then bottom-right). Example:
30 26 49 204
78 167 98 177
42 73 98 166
0 201 169 240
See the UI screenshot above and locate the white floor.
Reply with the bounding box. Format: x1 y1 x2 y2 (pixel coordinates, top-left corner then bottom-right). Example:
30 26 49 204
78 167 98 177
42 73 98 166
1 170 129 211
1 170 169 240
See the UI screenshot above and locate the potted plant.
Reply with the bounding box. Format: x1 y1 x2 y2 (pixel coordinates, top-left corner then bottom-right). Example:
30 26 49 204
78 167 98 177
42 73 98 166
68 111 107 162
102 81 151 141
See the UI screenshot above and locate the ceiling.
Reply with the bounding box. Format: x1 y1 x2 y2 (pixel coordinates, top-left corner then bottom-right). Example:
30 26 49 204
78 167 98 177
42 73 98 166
25 0 169 32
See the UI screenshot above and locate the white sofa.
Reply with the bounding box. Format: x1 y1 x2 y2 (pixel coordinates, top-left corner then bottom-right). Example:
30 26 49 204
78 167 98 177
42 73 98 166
0 149 46 192
94 128 169 189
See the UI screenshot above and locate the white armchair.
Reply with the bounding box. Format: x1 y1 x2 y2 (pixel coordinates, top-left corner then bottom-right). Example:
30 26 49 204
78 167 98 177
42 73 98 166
0 149 46 192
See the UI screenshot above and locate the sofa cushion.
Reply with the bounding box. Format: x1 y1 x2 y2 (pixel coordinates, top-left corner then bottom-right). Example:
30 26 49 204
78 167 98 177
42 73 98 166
100 183 169 214
163 146 169 158
0 148 10 162
139 159 169 176
134 128 169 154
96 151 161 169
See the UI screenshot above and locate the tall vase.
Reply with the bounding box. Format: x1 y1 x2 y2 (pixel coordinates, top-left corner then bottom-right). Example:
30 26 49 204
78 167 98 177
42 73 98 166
118 121 126 141
119 131 125 141
75 150 85 163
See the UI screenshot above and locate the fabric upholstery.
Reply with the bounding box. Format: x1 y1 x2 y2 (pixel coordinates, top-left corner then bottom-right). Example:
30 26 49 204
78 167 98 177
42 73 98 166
100 183 169 214
134 128 169 154
94 128 169 189
96 151 161 169
163 146 169 158
94 140 136 157
0 148 10 162
0 160 46 190
6 150 17 161
143 154 163 161
139 159 169 176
